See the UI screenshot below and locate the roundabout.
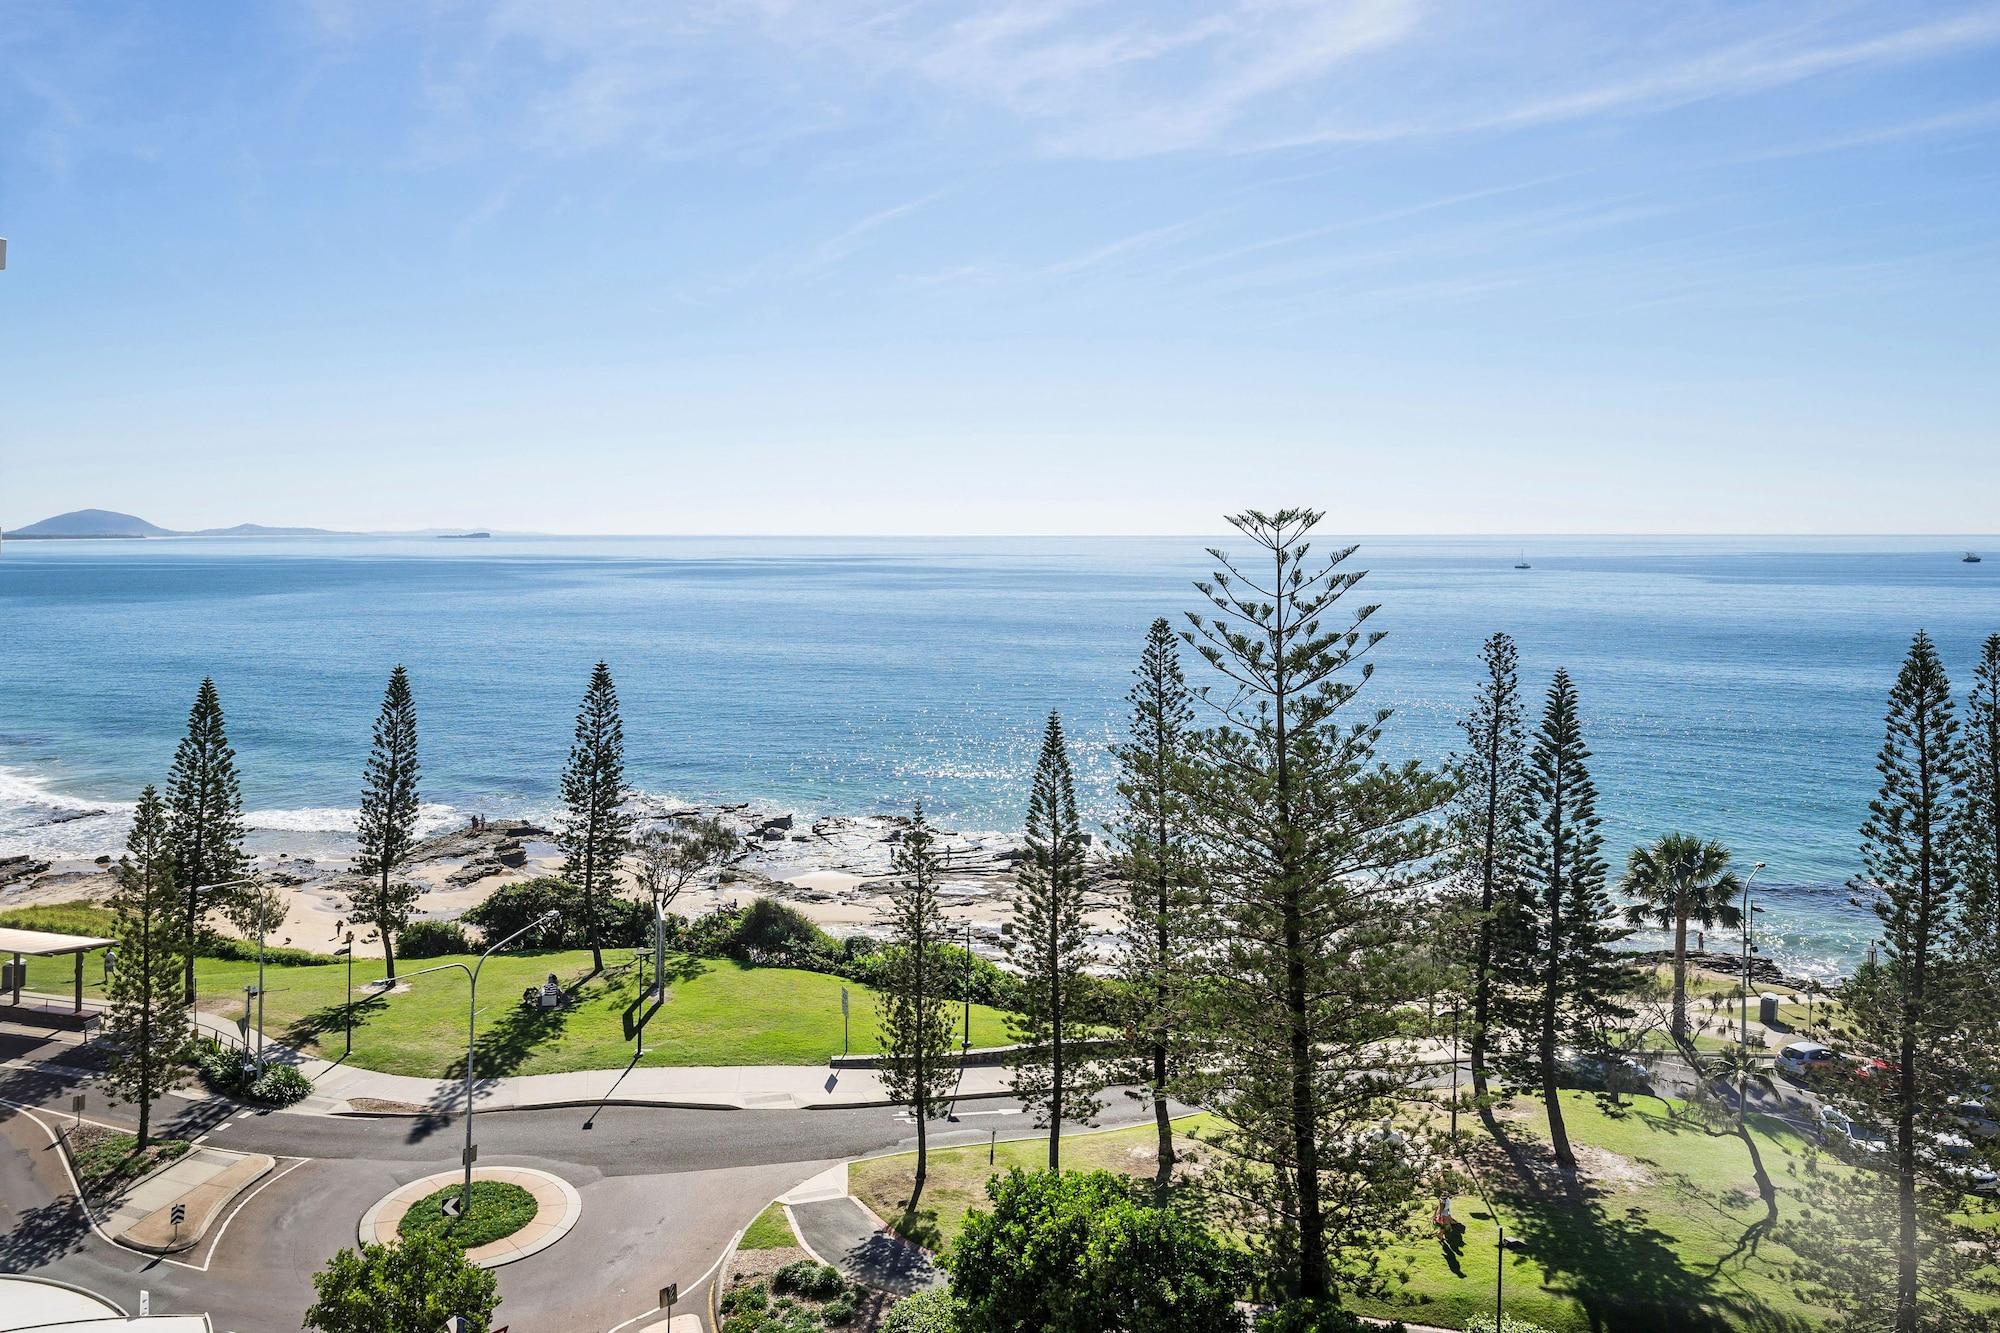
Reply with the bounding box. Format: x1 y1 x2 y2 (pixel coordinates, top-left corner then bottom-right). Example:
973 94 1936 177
357 1167 581 1269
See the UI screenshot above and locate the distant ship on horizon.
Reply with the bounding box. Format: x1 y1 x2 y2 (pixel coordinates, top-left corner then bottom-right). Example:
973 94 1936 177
1966 551 1984 563
1514 549 1531 569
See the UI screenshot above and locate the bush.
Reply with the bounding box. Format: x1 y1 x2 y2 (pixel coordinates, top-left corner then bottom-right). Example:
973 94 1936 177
192 1039 313 1105
1254 1302 1386 1333
879 1289 964 1333
462 877 647 950
772 1261 847 1301
397 918 471 959
721 1283 770 1316
1465 1319 1550 1333
248 1063 313 1106
304 1231 498 1333
818 1294 857 1327
946 1169 1246 1333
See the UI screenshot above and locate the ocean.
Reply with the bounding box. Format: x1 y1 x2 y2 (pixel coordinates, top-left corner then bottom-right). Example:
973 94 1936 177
3 533 1995 980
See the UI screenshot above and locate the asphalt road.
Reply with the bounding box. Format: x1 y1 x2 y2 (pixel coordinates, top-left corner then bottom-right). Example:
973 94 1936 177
1 1033 1192 1332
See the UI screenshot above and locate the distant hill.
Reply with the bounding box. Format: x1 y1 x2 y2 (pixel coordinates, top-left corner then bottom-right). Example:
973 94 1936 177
8 508 173 538
5 510 504 540
189 523 339 537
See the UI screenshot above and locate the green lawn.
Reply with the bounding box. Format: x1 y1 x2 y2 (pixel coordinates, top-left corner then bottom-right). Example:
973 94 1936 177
3 909 1012 1076
740 1202 798 1250
850 1093 1999 1332
850 1115 1217 1252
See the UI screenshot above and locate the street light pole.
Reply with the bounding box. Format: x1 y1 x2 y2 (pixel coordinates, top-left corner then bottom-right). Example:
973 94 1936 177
1738 861 1767 1121
1450 1002 1461 1142
333 930 355 1060
403 910 560 1219
190 877 261 1047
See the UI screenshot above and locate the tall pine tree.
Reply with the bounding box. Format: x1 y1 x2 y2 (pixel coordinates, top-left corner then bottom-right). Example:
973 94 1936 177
1958 633 2000 962
1004 710 1103 1170
1450 631 1526 1106
1829 632 1972 1333
355 665 423 979
1500 669 1632 1179
1181 510 1451 1303
559 661 632 974
876 805 958 1210
104 786 195 1148
165 677 247 1004
1110 618 1201 1183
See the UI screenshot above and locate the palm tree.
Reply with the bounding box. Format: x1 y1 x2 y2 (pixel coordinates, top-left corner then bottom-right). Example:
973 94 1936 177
1621 833 1743 1046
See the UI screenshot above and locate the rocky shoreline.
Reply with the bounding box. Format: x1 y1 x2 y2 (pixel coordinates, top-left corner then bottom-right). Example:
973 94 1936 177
0 802 1120 961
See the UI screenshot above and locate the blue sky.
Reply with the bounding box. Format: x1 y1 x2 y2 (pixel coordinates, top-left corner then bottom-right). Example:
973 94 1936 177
2 2 1997 534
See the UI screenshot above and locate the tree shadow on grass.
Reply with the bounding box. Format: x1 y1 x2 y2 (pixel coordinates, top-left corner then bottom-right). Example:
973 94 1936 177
279 991 389 1056
1472 1122 1815 1333
404 987 577 1145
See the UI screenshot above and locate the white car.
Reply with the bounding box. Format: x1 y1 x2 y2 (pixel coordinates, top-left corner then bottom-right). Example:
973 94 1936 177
1814 1103 1889 1156
1927 1131 2000 1196
1949 1093 1999 1141
1777 1041 1839 1079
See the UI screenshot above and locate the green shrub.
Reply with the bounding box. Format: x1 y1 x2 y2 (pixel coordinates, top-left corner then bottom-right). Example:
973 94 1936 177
198 935 330 967
819 1294 857 1327
1465 1318 1549 1333
463 877 647 950
1253 1302 1385 1333
772 1261 846 1301
396 1180 537 1250
397 919 471 959
722 1283 770 1315
247 1063 314 1106
947 1169 1246 1333
880 1289 963 1333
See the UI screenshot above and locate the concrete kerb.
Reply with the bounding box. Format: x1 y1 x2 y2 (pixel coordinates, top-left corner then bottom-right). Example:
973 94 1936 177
357 1166 582 1270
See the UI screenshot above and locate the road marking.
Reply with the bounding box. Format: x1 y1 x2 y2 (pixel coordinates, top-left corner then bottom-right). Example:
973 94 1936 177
163 1156 309 1273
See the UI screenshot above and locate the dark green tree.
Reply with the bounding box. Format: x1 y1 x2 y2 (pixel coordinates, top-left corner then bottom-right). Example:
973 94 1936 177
945 1169 1246 1333
1449 631 1526 1106
1180 510 1451 1303
354 665 422 979
1800 632 1979 1333
1004 710 1103 1169
877 805 959 1210
1957 633 2000 961
1110 618 1202 1184
559 661 632 974
1499 668 1632 1179
165 677 246 1004
103 786 195 1148
303 1231 500 1333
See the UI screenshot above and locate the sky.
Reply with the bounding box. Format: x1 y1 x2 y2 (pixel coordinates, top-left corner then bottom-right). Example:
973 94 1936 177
2 1 1997 536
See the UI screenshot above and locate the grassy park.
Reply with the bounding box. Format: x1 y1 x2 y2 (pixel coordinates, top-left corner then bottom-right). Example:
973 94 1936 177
2 905 1012 1076
850 1091 2000 1332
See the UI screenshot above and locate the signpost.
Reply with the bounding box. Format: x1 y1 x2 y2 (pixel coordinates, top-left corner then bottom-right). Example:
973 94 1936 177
840 987 849 1057
659 1283 678 1320
171 1201 186 1244
71 1093 84 1130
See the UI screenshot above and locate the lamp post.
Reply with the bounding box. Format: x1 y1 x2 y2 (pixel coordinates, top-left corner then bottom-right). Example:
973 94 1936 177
191 877 262 1050
332 929 356 1059
962 920 973 1052
1738 860 1767 1121
404 910 560 1218
1449 1001 1462 1142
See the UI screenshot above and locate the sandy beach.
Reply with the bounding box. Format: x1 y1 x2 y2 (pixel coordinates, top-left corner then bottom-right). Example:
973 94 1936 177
0 801 1123 962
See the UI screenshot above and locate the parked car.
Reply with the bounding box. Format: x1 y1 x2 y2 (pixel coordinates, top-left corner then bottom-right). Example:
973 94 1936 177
1776 1041 1839 1079
1928 1131 2000 1196
1948 1092 1999 1141
1556 1049 1651 1093
1814 1103 1889 1158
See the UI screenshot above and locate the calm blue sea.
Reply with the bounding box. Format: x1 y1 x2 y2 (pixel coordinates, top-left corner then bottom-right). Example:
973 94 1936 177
3 533 1995 978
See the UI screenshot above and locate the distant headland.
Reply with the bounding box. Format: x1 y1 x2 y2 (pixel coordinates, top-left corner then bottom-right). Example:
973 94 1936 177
3 509 498 540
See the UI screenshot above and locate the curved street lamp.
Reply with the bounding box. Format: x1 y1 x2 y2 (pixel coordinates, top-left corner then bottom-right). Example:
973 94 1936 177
401 909 562 1217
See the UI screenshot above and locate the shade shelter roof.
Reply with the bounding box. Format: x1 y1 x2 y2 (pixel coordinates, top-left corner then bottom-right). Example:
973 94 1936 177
0 926 114 956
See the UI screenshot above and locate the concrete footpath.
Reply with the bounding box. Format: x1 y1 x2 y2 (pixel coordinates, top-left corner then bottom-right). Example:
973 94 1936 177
4 990 1021 1115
